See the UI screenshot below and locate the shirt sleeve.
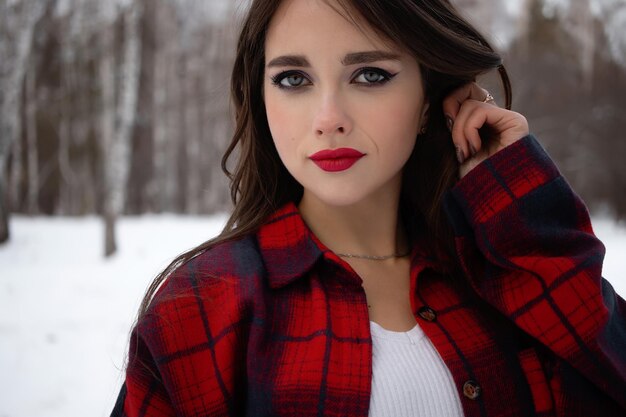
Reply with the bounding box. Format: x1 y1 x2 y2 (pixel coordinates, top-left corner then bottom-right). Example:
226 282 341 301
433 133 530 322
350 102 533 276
443 134 626 409
110 322 177 417
111 257 250 417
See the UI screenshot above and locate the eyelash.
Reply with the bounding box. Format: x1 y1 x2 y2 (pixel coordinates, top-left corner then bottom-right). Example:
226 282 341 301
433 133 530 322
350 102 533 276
270 67 396 90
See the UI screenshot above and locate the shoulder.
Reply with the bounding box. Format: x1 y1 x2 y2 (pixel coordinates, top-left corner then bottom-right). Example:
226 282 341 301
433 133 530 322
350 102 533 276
124 236 260 413
137 234 263 344
174 233 266 286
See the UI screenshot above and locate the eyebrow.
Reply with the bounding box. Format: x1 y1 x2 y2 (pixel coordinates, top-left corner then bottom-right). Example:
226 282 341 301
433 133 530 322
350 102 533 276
266 50 402 68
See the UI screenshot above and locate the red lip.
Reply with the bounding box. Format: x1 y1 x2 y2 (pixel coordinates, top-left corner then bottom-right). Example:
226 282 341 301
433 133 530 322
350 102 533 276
309 148 365 172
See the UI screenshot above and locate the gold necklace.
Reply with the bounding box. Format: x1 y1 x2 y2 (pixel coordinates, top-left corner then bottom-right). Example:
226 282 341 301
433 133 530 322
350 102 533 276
336 249 411 261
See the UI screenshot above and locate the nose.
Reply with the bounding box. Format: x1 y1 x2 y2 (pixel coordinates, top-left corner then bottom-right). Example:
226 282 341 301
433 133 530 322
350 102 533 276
312 94 353 138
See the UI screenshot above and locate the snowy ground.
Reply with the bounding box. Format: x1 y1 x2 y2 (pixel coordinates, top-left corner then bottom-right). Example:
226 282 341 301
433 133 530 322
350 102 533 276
0 214 625 417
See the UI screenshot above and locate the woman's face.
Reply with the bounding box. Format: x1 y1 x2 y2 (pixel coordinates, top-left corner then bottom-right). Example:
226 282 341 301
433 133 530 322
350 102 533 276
263 0 428 208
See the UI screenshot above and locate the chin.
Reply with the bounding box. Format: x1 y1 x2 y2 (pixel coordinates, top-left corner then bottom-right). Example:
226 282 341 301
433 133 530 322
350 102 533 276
302 184 375 208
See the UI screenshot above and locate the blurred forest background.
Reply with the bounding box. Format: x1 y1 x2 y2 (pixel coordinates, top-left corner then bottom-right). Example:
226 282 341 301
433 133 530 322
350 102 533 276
1 0 625 255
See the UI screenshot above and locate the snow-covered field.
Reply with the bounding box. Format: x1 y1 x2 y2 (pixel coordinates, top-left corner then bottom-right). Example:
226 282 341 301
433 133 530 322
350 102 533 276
0 214 624 417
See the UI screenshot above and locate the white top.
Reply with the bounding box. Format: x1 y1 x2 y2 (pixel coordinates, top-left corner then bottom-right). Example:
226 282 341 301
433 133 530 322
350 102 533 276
368 320 465 417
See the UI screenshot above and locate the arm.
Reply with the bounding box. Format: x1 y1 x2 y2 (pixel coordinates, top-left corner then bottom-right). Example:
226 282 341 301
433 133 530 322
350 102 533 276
111 254 250 417
443 135 626 408
111 321 176 417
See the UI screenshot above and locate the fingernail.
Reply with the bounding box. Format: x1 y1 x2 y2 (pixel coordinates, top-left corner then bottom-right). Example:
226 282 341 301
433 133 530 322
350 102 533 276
455 145 465 164
469 143 477 156
446 116 454 132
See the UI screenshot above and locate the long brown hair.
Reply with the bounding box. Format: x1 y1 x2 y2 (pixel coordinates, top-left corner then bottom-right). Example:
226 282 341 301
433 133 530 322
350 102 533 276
137 0 512 317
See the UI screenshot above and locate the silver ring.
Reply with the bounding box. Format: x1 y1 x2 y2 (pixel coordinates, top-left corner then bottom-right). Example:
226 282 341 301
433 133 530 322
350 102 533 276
482 93 495 104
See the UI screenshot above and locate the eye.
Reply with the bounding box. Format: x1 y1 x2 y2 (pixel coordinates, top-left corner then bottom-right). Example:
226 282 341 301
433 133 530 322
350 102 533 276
271 71 311 90
352 68 395 86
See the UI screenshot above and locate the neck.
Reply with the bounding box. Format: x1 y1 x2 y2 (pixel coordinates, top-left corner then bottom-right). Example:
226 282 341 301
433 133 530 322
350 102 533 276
298 187 407 260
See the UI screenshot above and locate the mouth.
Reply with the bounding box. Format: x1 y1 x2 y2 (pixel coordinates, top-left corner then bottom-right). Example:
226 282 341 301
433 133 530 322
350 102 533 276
308 148 365 172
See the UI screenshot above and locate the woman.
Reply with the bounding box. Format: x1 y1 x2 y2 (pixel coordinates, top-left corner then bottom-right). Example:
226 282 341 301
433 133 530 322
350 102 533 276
111 0 626 416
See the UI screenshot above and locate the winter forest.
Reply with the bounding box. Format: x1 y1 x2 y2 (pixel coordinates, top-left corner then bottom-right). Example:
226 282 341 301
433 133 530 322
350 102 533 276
1 0 626 255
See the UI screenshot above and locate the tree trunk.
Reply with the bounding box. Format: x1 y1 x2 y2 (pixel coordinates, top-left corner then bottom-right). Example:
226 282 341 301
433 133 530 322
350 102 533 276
99 18 116 256
183 54 201 214
0 159 9 243
152 41 167 213
0 1 47 242
127 0 156 214
9 109 23 212
104 210 117 257
100 3 142 257
25 66 39 214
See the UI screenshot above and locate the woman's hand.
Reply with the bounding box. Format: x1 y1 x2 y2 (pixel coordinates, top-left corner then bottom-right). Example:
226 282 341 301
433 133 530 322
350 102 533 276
442 82 529 179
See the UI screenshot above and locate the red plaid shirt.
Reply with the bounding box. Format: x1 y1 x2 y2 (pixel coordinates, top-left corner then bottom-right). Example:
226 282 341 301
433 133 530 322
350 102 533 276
111 135 626 417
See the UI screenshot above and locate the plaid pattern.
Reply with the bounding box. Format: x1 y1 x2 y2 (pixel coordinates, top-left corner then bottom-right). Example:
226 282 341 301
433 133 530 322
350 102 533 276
112 135 626 417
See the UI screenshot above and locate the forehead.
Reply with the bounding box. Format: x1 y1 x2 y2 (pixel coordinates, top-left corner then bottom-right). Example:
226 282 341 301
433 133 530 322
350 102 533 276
265 0 397 56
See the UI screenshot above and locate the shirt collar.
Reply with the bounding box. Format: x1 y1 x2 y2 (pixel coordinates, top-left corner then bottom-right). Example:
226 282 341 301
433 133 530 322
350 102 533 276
256 202 324 289
256 202 449 289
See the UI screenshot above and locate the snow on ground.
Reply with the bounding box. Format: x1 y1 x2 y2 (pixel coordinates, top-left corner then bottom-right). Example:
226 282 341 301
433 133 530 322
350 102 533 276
0 213 624 417
0 214 228 417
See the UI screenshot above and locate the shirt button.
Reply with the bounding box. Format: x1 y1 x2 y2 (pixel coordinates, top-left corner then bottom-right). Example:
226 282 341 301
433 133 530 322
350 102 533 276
463 380 482 400
417 306 437 322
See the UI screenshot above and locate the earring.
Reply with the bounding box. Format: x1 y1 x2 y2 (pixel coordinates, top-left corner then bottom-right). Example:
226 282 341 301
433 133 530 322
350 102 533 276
419 126 427 135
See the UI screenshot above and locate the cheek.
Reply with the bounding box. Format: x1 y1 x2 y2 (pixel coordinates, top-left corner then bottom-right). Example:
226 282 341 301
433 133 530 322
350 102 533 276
360 94 423 151
264 92 303 165
388 93 423 131
265 91 301 137
265 93 291 144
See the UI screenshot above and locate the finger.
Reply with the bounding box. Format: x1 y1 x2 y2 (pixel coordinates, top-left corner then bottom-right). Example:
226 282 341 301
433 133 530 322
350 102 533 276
451 119 470 163
469 83 497 108
463 105 529 153
463 106 489 155
471 83 492 104
451 99 483 161
442 82 493 119
442 83 473 121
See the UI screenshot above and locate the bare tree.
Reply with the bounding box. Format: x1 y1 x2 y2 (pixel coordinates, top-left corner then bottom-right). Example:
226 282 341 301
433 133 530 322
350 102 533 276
152 1 184 214
9 100 24 212
100 2 143 256
25 65 40 214
0 0 55 243
3 0 238 231
127 0 157 214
